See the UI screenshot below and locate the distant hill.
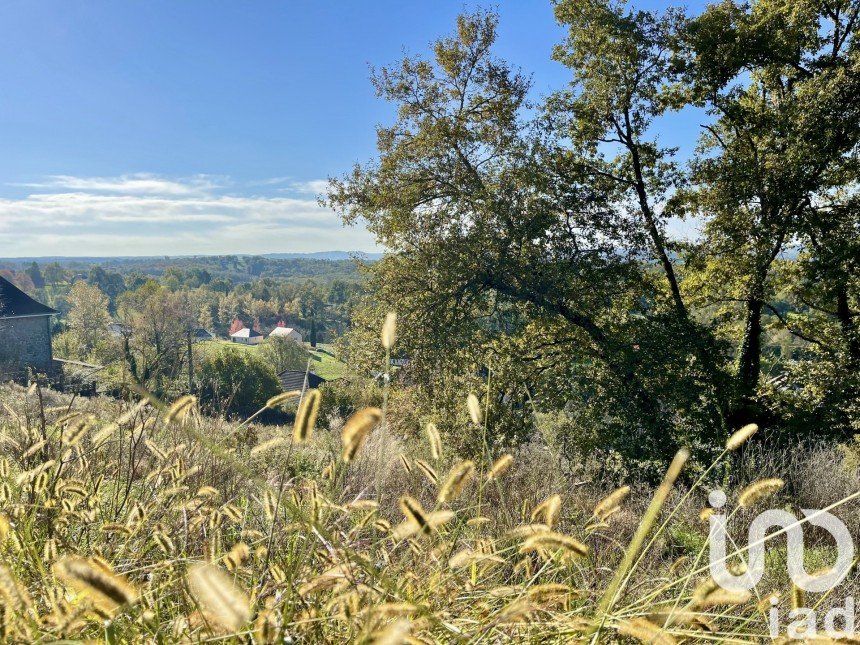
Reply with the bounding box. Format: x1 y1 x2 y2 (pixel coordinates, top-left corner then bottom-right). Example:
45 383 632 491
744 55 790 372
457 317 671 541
0 251 383 263
262 251 383 261
0 252 381 284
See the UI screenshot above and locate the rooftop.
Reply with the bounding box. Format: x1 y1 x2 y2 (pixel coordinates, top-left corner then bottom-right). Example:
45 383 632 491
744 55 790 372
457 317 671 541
230 327 262 338
270 326 300 336
0 276 58 319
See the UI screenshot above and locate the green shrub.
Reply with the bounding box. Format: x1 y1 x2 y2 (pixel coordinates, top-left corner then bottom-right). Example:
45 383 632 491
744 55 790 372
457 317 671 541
197 348 281 416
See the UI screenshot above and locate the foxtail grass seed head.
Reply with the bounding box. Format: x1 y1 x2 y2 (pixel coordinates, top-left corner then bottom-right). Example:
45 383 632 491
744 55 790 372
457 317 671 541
53 556 138 612
153 530 174 554
467 393 482 426
262 490 278 522
399 496 428 531
266 390 302 409
425 422 441 460
438 460 475 503
255 605 278 644
593 485 631 521
398 453 412 474
738 478 784 507
370 617 410 645
187 563 251 632
530 494 562 528
224 542 250 571
527 583 582 605
726 423 758 451
617 617 677 645
0 565 32 613
792 583 805 610
22 439 47 459
341 407 383 462
62 417 92 446
695 588 752 607
165 395 196 424
414 459 438 485
519 531 589 560
393 510 454 540
487 454 513 480
293 389 322 443
505 523 550 539
381 312 397 349
250 437 290 457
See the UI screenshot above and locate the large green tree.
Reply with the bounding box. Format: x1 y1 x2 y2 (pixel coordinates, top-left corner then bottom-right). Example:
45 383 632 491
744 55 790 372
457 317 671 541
329 11 725 469
330 2 860 467
678 0 860 427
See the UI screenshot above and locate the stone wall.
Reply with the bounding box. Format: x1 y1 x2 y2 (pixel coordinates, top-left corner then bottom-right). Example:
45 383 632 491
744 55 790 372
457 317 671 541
0 315 54 378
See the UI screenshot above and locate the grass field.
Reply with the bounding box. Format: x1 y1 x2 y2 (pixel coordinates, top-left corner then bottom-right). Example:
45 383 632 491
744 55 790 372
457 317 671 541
308 343 346 380
196 339 346 380
1 380 857 642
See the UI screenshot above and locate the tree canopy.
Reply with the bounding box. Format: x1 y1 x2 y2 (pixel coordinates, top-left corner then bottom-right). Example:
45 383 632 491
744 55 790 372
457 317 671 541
329 2 860 470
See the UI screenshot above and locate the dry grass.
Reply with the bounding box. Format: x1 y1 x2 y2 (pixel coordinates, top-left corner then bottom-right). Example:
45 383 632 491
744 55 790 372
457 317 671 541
0 370 858 642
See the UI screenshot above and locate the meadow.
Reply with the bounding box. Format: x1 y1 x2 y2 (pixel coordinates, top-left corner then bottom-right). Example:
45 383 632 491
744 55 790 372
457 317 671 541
1 318 858 643
196 339 346 381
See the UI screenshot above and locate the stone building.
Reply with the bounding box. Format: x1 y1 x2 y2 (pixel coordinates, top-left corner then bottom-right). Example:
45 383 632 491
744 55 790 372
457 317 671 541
0 276 58 379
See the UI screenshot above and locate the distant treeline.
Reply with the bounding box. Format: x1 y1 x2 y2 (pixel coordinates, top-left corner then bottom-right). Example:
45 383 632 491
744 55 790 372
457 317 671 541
0 254 369 285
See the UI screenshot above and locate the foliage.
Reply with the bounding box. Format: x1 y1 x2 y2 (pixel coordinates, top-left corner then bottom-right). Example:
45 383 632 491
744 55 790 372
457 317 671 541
0 374 857 642
66 281 112 356
197 348 282 415
258 336 309 374
329 4 860 469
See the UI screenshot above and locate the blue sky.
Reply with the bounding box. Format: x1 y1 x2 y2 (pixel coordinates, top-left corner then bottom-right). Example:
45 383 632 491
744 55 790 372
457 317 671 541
0 1 705 257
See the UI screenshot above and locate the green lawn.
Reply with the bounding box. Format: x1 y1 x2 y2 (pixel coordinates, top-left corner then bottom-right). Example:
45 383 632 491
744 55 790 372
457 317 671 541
307 344 346 380
196 339 258 355
196 339 346 380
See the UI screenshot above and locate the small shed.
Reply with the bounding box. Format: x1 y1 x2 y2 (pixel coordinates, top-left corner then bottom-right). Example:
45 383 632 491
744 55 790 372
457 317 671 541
229 327 263 345
278 369 326 392
0 276 58 378
193 328 215 342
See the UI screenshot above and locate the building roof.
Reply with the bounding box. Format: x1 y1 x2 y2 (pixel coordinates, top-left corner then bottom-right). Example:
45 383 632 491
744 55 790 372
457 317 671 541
0 276 58 319
230 327 262 338
278 370 326 391
107 322 132 336
194 328 214 338
269 326 301 337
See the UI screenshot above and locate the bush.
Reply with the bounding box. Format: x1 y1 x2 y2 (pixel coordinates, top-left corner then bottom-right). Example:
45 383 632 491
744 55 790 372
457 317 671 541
258 336 309 374
197 348 281 416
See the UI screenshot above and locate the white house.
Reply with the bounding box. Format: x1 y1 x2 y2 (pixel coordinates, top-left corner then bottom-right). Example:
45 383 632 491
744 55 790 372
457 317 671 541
269 326 303 344
230 327 263 345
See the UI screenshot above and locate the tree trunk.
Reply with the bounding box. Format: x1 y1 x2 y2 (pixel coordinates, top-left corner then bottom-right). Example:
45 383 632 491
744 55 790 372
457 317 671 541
735 296 764 414
836 285 860 366
623 110 686 317
187 330 194 393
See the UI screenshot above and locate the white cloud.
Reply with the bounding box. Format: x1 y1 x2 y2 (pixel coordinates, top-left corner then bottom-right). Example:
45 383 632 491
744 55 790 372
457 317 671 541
12 173 222 196
249 176 293 187
287 179 330 195
0 173 379 256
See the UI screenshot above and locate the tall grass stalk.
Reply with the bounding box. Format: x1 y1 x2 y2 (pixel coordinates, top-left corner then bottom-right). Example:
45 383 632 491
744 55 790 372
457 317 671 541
590 448 689 639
